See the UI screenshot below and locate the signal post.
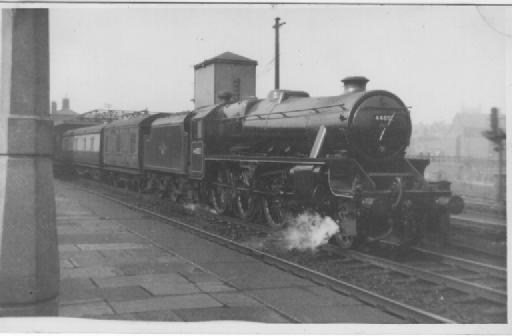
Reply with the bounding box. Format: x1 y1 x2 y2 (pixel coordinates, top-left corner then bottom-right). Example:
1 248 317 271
483 107 506 205
0 9 59 316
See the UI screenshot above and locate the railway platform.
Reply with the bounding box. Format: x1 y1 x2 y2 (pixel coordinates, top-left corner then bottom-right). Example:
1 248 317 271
46 180 403 324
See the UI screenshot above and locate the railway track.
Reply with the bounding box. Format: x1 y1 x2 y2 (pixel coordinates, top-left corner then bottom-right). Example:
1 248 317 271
67 179 455 324
448 215 506 260
328 245 506 306
65 177 507 322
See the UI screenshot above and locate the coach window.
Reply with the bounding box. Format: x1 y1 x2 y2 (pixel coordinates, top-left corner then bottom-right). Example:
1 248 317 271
90 136 94 151
116 132 121 152
109 132 114 152
130 133 136 153
111 133 115 152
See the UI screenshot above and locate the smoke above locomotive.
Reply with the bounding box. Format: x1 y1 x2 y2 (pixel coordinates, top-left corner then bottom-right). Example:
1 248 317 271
58 52 463 249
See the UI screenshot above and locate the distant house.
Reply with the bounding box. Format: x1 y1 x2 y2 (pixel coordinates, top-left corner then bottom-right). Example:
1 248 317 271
409 108 506 159
51 98 78 124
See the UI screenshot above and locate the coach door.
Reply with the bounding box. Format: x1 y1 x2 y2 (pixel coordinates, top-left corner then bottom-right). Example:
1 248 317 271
189 118 205 179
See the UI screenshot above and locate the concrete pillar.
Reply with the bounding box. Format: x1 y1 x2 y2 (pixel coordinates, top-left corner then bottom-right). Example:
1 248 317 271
0 9 59 316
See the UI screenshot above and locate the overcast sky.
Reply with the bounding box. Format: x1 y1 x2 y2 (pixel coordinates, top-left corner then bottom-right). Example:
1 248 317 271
49 5 510 124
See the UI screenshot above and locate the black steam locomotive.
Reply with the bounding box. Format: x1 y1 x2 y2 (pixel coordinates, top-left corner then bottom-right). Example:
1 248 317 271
58 76 463 248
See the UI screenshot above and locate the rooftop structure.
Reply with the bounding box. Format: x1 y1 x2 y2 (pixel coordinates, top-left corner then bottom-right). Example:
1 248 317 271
194 51 258 108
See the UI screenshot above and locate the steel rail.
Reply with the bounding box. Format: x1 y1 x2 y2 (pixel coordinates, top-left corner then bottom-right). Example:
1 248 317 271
71 182 455 324
336 249 506 305
450 216 506 233
378 240 506 278
411 246 506 279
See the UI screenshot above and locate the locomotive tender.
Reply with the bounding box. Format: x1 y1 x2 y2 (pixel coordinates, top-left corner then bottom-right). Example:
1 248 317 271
59 76 463 248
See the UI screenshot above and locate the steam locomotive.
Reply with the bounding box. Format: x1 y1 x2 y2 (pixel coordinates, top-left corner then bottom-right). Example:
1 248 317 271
58 76 463 248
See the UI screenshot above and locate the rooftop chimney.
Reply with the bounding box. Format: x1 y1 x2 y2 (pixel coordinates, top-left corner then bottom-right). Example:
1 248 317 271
341 76 369 93
51 101 57 114
62 97 70 111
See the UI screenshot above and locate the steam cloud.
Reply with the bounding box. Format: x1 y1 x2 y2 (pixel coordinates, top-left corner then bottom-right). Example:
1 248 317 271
281 212 340 252
183 203 198 211
245 211 340 252
183 202 217 214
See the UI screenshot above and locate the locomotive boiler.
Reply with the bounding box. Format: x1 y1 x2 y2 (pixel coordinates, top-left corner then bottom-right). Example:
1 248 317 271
59 76 464 248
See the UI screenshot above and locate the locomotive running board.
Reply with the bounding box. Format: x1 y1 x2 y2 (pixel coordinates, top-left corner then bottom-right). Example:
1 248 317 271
205 155 329 166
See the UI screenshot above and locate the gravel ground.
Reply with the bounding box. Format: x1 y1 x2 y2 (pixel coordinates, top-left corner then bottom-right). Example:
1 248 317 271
69 177 507 323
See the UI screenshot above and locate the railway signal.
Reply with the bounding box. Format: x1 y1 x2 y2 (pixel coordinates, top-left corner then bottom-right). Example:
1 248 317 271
482 107 506 203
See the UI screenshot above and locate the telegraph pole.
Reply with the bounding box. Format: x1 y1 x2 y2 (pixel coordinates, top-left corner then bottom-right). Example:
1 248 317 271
273 17 286 89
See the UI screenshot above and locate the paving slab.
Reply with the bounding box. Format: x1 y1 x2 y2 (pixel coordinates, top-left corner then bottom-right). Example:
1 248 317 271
95 313 139 321
117 260 197 276
58 232 145 245
77 243 151 251
195 281 237 293
121 247 180 259
57 215 104 221
210 292 263 307
74 219 129 231
60 285 152 305
142 282 201 296
181 271 221 283
57 223 127 235
110 294 222 314
59 244 80 252
61 265 119 279
93 273 190 288
97 249 137 260
60 259 74 268
134 310 184 322
206 261 316 289
60 278 97 292
60 301 114 317
173 243 259 263
173 306 290 323
69 251 108 267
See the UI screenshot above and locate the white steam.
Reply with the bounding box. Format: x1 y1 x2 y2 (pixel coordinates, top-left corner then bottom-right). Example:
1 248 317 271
281 212 340 252
183 203 198 211
183 202 217 214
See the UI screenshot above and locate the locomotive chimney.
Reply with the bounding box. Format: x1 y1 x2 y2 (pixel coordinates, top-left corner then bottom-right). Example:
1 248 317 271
341 76 369 93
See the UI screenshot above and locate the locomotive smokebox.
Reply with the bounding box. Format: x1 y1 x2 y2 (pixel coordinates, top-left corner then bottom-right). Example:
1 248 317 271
341 76 369 93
